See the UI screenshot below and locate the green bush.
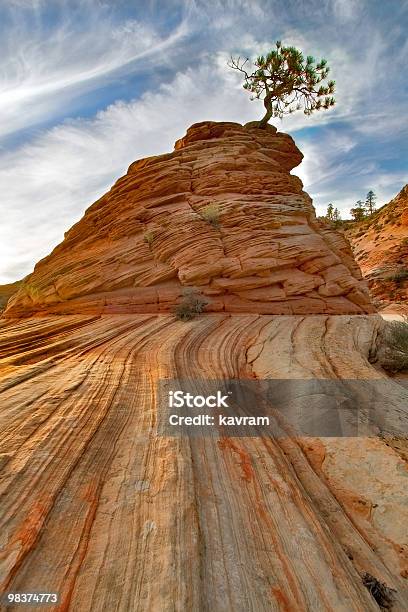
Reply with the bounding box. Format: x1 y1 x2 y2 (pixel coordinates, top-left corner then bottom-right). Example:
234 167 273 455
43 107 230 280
143 231 154 245
174 287 209 321
379 316 408 373
201 204 221 228
385 269 408 283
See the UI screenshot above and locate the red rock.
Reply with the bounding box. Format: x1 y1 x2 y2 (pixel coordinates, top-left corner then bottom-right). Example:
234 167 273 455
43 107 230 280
345 184 408 311
2 313 408 609
5 121 374 317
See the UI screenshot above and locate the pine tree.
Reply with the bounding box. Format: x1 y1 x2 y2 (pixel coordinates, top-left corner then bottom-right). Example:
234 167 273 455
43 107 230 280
332 207 342 228
365 190 377 216
350 200 366 221
228 41 335 128
326 203 334 221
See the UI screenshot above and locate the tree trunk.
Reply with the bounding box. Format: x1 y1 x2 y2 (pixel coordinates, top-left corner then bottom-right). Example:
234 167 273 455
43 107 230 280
258 95 273 129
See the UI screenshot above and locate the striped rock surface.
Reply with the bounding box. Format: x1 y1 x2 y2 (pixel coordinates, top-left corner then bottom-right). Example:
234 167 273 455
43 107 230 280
0 313 407 611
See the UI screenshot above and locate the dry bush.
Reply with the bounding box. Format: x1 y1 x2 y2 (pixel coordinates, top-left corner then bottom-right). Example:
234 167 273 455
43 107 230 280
379 315 408 373
201 204 221 228
385 269 408 283
143 231 154 245
174 287 209 321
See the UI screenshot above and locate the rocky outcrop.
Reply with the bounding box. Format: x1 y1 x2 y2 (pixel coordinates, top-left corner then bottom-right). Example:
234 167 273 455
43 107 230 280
0 280 22 312
346 184 408 312
5 121 374 317
0 313 407 610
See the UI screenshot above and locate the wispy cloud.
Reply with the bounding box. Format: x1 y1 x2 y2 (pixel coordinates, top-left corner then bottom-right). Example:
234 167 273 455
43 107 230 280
0 1 190 139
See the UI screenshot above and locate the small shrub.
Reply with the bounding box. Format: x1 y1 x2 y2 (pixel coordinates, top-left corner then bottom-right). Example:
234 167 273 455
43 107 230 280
362 573 395 610
174 287 209 321
201 204 221 228
143 231 154 245
25 282 41 299
401 237 408 246
385 269 408 283
379 315 408 373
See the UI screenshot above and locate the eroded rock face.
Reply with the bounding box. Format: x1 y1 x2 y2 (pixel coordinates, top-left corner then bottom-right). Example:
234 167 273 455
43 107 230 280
6 121 374 316
346 184 408 312
0 314 407 610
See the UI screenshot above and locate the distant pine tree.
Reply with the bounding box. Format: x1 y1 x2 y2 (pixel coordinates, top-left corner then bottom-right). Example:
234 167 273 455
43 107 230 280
326 202 334 221
365 190 377 216
324 204 342 228
332 207 342 228
350 200 366 221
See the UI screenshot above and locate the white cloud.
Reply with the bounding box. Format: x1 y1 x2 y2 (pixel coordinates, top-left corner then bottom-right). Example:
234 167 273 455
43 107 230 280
332 0 362 21
0 3 189 139
295 131 356 189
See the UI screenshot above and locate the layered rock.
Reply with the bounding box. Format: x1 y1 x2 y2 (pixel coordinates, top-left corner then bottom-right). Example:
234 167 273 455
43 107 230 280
346 184 408 312
0 314 407 610
5 121 374 317
0 280 22 312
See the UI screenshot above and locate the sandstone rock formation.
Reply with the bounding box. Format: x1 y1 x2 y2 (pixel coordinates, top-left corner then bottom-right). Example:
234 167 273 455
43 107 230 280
5 122 374 317
0 314 407 610
0 280 22 313
346 184 408 313
2 123 407 612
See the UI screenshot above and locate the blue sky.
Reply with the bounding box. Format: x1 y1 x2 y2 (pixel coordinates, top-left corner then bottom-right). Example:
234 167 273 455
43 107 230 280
0 0 407 283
